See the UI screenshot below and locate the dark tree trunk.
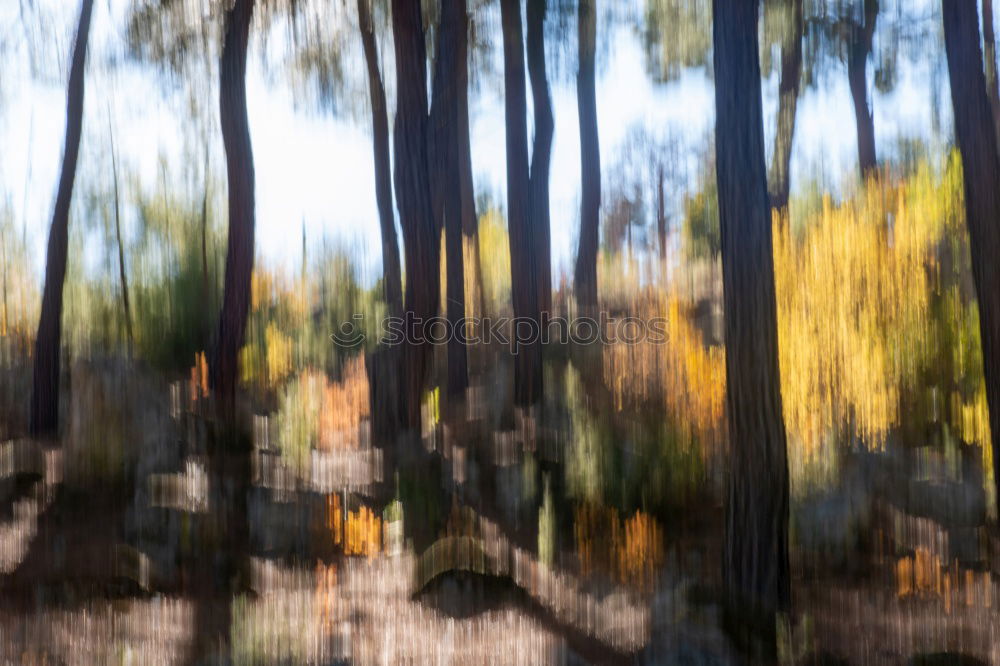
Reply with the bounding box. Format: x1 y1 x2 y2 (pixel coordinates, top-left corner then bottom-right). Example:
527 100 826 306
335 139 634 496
767 0 803 210
358 0 404 321
712 0 791 650
458 34 486 322
847 0 878 180
200 143 211 348
456 20 485 321
392 0 441 428
574 0 600 310
500 0 542 407
209 0 256 411
527 0 554 318
108 117 133 357
657 164 667 261
29 0 95 437
983 0 1000 149
942 0 1000 536
430 0 470 397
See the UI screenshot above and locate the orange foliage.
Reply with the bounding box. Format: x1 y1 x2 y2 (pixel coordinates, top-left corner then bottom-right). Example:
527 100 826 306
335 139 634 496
602 288 726 456
574 503 664 589
326 492 382 558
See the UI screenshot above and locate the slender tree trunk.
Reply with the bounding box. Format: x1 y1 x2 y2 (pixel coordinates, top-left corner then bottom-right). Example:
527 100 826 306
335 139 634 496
713 0 791 652
942 0 1000 536
392 0 441 428
430 0 470 397
983 0 1000 149
656 164 667 261
358 0 404 321
574 0 600 310
200 142 211 324
29 0 94 437
767 0 803 210
500 0 542 407
527 0 554 318
847 0 878 180
209 0 255 411
108 116 133 357
194 7 257 659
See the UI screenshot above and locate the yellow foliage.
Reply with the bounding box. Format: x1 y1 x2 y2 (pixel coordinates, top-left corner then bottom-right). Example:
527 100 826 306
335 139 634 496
602 288 727 457
344 506 382 558
478 207 512 315
773 158 989 480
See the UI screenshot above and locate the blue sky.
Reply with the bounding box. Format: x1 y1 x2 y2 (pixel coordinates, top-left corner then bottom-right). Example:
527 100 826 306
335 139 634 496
0 0 952 286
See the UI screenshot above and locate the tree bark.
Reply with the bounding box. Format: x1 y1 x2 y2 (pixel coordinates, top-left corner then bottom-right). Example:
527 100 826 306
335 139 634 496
712 0 791 649
847 0 878 180
29 0 95 437
983 0 1000 149
358 0 404 322
430 0 470 397
457 30 486 322
942 0 1000 536
767 0 803 210
209 0 256 412
657 164 667 261
574 0 600 310
500 0 542 407
527 0 554 318
392 0 441 428
108 115 133 357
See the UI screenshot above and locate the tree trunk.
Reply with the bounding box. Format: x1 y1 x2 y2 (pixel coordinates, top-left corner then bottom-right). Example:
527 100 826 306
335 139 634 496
712 0 791 651
657 164 667 261
392 0 441 428
983 0 1000 149
358 0 404 321
108 116 133 357
200 142 211 348
942 0 1000 537
29 0 95 437
500 0 542 407
209 0 256 412
527 0 554 318
457 28 485 322
430 0 470 397
767 0 803 210
848 0 878 180
574 0 600 310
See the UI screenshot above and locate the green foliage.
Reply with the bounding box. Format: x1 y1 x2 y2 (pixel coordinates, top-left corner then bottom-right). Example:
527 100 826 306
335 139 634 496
681 170 720 260
642 0 711 82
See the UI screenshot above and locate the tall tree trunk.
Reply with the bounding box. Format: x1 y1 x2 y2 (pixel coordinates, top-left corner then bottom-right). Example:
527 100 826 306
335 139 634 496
942 0 1000 537
527 0 554 317
847 0 878 180
457 38 485 327
200 142 211 349
574 0 600 310
983 0 1000 149
430 0 470 397
358 0 403 321
392 0 441 428
656 164 667 261
29 0 94 437
500 0 542 407
108 115 133 357
195 7 257 659
767 0 803 210
713 0 791 651
209 0 256 410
